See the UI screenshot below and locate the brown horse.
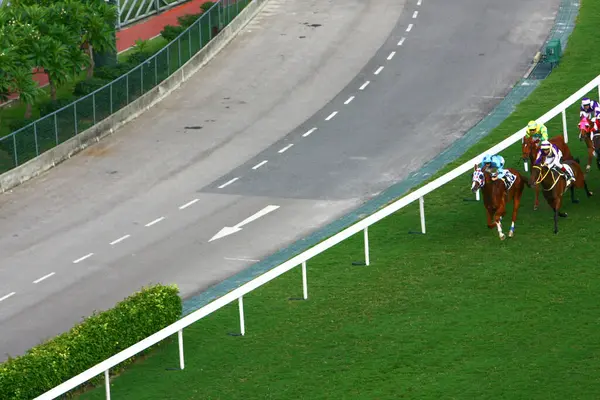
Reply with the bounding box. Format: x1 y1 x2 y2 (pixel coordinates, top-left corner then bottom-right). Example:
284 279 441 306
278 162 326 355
529 158 592 234
522 135 574 210
578 116 597 171
471 164 528 240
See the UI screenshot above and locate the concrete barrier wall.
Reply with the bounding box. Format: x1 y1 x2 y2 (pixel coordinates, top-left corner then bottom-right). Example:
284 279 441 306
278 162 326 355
0 0 269 193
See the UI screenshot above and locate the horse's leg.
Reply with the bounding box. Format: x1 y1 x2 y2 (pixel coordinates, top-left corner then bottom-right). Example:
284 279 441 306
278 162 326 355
587 147 594 172
585 179 593 197
554 208 559 234
557 191 567 218
534 184 540 210
570 185 579 204
509 194 520 238
494 207 506 241
485 206 495 229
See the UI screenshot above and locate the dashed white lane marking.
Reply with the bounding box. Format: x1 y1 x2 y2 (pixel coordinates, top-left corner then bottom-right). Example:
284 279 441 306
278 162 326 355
387 51 396 60
325 111 338 121
33 272 55 284
278 144 294 154
218 177 239 189
303 128 317 137
0 292 15 302
73 253 94 264
179 199 199 210
252 160 268 170
374 66 384 75
413 11 418 18
145 217 165 227
110 234 131 245
225 257 260 262
406 24 413 32
359 81 370 90
344 96 355 105
398 37 406 46
417 0 422 5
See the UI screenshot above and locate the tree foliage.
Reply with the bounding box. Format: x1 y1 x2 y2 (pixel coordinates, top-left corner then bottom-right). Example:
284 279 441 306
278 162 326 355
0 0 116 114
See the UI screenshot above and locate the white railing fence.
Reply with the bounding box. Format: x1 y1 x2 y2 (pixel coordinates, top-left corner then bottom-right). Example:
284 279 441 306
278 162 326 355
35 74 600 400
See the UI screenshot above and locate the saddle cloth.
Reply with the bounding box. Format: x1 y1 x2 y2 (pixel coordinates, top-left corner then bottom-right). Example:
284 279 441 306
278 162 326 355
500 171 517 190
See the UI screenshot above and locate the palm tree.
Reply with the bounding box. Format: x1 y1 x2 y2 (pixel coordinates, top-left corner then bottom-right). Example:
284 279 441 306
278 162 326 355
80 1 118 77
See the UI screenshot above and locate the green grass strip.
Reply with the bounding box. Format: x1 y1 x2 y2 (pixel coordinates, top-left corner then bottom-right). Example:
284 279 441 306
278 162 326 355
77 0 600 398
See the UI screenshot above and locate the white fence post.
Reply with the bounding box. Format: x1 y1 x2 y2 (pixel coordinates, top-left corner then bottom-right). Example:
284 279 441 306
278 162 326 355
238 297 245 336
521 136 529 171
419 196 426 234
302 261 308 300
562 108 568 143
104 369 110 400
363 227 370 266
178 329 184 370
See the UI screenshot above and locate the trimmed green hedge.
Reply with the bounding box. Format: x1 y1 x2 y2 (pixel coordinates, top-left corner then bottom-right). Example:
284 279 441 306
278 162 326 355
0 284 182 400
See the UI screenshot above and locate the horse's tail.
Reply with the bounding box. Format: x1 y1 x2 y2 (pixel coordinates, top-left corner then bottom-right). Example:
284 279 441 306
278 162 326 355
518 172 532 188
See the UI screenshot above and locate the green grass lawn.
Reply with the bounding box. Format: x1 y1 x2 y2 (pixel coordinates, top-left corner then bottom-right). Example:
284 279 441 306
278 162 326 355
70 0 600 398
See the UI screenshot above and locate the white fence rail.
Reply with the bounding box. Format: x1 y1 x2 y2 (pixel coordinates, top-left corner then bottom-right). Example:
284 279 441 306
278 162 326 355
36 74 600 399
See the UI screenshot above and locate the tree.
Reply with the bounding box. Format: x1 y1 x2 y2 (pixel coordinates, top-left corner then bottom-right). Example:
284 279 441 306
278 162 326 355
0 12 43 118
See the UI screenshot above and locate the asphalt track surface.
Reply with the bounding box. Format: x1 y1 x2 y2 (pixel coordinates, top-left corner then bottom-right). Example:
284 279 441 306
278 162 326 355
0 0 560 360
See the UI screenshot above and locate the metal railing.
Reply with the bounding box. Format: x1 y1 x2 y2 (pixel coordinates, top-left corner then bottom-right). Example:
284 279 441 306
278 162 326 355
34 74 600 399
116 0 193 29
0 0 249 175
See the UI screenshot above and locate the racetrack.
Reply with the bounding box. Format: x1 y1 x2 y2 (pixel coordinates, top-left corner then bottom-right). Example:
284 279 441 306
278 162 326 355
0 0 560 360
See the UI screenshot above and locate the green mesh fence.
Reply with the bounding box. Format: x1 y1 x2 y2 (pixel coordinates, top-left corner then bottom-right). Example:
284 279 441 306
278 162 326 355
0 0 251 174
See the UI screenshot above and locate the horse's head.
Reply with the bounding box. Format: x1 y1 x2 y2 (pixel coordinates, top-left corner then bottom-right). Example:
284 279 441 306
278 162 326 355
522 137 536 161
579 116 593 141
471 164 485 193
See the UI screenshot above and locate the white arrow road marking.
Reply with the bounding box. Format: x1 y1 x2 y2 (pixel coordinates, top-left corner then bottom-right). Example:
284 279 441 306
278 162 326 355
209 205 280 242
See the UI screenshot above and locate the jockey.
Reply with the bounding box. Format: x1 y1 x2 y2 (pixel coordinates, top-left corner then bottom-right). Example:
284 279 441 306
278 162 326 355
480 153 507 178
525 120 548 143
535 140 575 185
580 97 600 121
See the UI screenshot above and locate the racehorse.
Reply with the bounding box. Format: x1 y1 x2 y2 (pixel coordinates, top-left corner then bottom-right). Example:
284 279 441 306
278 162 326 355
578 116 597 171
521 135 574 211
529 157 592 234
471 164 528 240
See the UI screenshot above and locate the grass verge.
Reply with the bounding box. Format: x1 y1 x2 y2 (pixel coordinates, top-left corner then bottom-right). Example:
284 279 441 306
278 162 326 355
76 1 600 399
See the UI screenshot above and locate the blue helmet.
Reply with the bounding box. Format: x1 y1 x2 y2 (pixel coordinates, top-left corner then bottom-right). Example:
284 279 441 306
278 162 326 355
481 154 492 164
491 155 505 168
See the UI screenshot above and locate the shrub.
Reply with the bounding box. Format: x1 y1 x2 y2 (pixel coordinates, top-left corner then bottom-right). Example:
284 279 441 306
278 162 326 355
38 98 77 117
0 284 182 400
74 77 111 97
177 13 201 29
200 1 215 12
7 118 34 133
160 24 185 42
127 51 151 66
94 62 137 81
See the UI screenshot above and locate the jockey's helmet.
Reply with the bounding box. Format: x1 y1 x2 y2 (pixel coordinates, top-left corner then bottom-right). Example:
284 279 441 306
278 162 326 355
582 98 591 108
481 154 492 165
540 140 552 152
493 155 505 168
527 120 538 134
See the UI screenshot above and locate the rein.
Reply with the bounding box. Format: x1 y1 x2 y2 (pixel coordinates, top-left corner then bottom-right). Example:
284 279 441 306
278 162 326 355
532 165 560 191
